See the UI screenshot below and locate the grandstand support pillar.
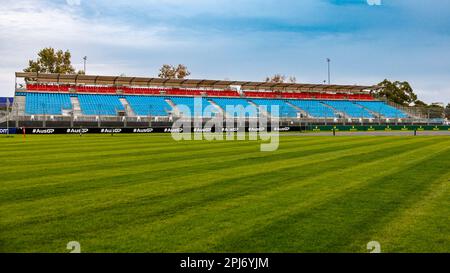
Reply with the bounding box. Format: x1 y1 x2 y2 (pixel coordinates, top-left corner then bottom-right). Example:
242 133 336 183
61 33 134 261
6 108 9 136
14 103 19 127
123 116 127 128
98 116 101 128
43 115 46 128
70 112 74 128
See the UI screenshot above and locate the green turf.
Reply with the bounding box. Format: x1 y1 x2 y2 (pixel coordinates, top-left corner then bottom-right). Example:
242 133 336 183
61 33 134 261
0 134 449 253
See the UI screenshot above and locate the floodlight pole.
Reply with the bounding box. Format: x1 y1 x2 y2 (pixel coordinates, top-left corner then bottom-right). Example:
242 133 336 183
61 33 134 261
83 56 87 74
326 58 331 85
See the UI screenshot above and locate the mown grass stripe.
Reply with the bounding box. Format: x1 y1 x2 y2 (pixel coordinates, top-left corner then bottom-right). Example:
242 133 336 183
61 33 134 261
1 135 448 252
0 136 446 251
0 136 395 194
358 168 450 252
0 137 416 212
0 136 370 174
156 139 448 251
199 141 450 253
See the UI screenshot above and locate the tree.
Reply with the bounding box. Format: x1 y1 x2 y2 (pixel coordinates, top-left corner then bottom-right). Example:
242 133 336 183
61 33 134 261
265 74 285 83
24 47 78 74
412 101 446 119
445 103 450 119
158 64 176 79
413 100 427 107
158 64 191 79
265 74 297 83
426 103 445 119
175 64 190 79
374 79 417 106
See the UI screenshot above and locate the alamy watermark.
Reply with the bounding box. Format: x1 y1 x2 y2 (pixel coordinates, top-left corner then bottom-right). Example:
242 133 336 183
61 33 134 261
367 241 381 253
169 98 280 152
67 241 81 253
367 0 382 6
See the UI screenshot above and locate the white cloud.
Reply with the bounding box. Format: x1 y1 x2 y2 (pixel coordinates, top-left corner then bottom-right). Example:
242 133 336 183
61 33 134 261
0 0 448 104
0 0 186 96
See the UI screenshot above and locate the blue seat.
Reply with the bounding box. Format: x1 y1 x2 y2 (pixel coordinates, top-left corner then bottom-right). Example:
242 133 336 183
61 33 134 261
288 100 336 118
24 92 72 115
210 98 257 117
125 96 170 116
251 99 298 117
356 101 408 118
77 94 124 116
170 97 215 117
19 92 410 120
322 100 373 118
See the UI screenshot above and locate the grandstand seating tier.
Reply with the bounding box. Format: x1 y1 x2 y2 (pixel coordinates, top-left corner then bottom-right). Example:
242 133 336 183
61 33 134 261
288 100 336 118
77 94 124 116
24 92 72 115
125 96 170 116
16 90 407 119
170 97 215 117
250 99 298 117
356 101 408 118
322 100 374 118
210 97 257 117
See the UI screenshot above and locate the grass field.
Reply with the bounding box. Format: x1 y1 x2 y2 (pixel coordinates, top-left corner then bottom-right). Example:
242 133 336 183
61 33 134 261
0 134 449 253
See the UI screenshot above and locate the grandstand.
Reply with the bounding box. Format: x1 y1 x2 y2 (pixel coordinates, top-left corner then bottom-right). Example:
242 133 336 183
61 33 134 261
7 72 424 128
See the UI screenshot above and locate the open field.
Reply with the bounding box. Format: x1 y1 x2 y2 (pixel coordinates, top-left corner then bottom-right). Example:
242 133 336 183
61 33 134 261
0 134 449 253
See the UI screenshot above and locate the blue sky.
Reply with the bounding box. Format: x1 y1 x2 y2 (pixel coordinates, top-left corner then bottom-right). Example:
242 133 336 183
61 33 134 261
1 0 449 103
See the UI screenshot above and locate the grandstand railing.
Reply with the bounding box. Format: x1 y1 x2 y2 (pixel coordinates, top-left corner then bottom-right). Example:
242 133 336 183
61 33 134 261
6 100 446 128
10 99 442 119
381 98 427 119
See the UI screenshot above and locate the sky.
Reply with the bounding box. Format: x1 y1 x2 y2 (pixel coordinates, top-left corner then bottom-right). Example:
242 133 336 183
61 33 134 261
0 0 449 103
